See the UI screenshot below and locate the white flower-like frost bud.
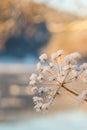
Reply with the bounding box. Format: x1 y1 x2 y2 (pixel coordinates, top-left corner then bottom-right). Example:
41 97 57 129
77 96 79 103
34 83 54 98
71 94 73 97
38 87 51 94
37 74 43 82
80 63 87 70
49 62 54 68
63 55 76 65
39 53 47 62
77 90 87 102
33 96 43 103
70 52 81 60
51 50 64 60
42 103 50 110
56 50 64 57
29 80 36 86
36 62 43 72
31 86 38 93
34 103 43 112
30 73 37 81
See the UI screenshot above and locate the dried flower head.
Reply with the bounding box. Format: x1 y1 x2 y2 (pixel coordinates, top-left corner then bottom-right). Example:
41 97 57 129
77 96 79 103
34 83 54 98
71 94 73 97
29 50 87 112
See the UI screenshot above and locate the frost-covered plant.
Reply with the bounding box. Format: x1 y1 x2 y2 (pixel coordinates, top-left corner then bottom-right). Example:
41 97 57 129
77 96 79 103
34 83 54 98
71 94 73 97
29 50 87 112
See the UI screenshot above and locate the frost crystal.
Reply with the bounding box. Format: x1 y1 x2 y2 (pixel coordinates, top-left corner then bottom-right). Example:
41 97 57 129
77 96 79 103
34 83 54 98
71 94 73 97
39 53 47 62
37 74 43 82
70 52 81 60
36 62 43 72
29 50 87 112
80 63 87 70
51 50 64 60
77 90 87 102
29 80 36 86
49 62 54 68
30 73 37 81
31 87 38 93
56 50 64 56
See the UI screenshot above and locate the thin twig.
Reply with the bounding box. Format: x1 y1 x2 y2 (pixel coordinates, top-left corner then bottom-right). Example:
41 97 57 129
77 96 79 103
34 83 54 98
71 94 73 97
62 85 87 103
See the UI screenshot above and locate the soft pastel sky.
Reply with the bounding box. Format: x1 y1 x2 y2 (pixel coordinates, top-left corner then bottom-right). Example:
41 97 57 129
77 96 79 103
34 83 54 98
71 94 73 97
33 0 87 16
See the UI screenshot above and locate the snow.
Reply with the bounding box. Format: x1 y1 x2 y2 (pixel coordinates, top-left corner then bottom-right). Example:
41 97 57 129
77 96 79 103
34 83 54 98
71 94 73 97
1 110 87 130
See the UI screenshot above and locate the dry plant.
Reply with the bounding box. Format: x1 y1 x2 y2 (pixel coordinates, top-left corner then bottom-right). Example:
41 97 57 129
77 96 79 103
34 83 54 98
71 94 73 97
29 50 87 112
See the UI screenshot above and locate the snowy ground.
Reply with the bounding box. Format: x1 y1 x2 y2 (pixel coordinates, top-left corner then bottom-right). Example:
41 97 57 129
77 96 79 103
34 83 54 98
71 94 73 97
0 110 87 130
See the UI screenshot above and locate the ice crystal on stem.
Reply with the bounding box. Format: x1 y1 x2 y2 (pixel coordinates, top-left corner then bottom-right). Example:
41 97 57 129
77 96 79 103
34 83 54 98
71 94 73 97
29 50 87 112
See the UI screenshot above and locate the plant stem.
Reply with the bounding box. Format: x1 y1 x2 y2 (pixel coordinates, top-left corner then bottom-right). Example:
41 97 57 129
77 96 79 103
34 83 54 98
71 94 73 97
62 85 78 96
62 85 87 103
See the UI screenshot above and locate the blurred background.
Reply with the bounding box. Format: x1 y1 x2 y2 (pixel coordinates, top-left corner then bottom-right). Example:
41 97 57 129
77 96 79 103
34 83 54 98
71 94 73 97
0 0 87 129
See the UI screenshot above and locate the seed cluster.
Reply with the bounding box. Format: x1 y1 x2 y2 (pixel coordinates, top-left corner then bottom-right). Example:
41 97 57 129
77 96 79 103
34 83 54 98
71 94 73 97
29 50 87 112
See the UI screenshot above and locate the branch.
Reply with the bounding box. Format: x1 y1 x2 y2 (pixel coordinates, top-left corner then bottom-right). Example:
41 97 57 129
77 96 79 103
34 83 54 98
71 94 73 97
62 85 87 103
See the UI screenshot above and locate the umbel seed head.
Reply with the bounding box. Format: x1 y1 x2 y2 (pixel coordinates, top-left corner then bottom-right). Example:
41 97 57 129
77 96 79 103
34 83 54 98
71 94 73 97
29 50 87 112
